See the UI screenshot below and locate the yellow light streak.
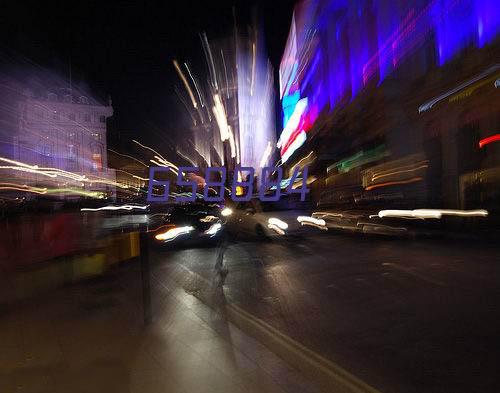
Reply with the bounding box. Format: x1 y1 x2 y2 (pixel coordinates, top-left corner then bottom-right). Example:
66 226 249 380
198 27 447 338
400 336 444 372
370 161 428 182
173 59 198 109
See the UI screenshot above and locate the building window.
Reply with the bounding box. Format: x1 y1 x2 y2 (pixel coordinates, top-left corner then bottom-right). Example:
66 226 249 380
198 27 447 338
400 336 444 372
69 113 75 121
84 113 91 122
18 141 33 163
79 96 89 104
99 115 106 123
52 111 59 120
38 141 53 167
67 144 78 171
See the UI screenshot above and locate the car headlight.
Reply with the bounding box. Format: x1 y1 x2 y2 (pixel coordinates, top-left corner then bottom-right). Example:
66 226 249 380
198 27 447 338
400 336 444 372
221 207 233 216
297 216 327 229
268 217 288 230
155 226 194 241
267 218 288 235
204 222 222 236
200 215 219 223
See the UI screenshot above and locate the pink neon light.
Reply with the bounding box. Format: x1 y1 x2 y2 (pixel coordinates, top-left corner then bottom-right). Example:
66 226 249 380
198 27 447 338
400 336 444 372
280 107 317 157
479 134 500 148
362 8 416 84
281 118 306 156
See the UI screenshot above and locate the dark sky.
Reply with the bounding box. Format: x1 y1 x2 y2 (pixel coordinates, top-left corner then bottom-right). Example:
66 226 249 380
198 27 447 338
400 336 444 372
1 0 295 151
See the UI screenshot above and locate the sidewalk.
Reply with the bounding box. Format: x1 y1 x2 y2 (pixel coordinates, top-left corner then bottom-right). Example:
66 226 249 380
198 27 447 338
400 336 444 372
0 260 320 393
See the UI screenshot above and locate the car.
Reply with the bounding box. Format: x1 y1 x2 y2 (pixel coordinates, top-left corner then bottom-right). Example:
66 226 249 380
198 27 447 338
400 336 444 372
226 197 314 240
150 202 226 247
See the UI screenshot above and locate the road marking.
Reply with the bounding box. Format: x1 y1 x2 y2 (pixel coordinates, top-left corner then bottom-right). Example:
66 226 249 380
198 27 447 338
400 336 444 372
171 259 381 393
227 302 382 393
382 262 446 287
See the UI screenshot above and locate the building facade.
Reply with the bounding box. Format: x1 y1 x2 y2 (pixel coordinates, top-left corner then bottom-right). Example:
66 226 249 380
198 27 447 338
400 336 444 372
0 68 116 200
174 22 276 185
278 0 500 212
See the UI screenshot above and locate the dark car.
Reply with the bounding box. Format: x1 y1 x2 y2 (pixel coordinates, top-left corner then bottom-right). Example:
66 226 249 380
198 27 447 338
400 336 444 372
150 203 225 247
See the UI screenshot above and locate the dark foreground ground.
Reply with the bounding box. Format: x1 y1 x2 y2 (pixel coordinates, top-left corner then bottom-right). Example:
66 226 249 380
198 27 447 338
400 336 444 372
0 252 319 393
151 232 500 393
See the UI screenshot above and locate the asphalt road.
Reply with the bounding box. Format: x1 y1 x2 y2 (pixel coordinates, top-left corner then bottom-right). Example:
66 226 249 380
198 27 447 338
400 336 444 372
149 232 500 393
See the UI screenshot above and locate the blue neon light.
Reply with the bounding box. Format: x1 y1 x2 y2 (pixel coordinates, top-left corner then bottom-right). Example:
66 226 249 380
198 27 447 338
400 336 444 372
279 0 500 162
282 90 301 128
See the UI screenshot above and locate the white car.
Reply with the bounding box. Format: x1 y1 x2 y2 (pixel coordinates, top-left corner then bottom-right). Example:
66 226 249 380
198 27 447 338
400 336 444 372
227 198 310 239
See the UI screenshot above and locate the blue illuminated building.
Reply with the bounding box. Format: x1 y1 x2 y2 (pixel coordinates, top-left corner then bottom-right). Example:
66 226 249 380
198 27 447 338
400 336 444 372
278 0 500 164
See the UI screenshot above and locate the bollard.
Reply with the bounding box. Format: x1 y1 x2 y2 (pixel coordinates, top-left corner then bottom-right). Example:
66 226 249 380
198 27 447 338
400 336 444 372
140 231 152 325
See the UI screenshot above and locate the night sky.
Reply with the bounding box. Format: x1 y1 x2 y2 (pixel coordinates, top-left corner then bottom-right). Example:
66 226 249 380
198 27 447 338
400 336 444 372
1 0 295 152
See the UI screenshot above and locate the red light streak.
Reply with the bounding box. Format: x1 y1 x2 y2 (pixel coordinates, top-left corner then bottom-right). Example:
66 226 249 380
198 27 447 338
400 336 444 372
479 134 500 148
280 109 315 157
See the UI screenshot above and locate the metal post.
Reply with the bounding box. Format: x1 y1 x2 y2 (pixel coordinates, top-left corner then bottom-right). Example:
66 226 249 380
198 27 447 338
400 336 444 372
140 231 152 325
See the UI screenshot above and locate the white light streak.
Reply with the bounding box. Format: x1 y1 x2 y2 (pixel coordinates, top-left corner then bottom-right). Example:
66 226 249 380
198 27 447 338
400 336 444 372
267 224 285 236
228 126 236 158
184 62 204 107
201 32 218 90
213 94 230 141
0 156 130 189
204 222 222 236
81 204 149 212
250 43 256 96
277 97 308 149
297 216 326 228
372 209 489 219
155 226 194 241
200 215 220 223
281 131 307 164
268 217 288 230
419 64 500 113
259 142 273 168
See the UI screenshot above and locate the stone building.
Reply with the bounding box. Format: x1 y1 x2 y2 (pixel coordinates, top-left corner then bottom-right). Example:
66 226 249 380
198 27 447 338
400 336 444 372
0 67 116 200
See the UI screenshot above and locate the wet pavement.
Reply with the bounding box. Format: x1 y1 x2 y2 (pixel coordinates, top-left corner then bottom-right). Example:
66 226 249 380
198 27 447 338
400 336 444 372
150 232 500 393
0 257 319 393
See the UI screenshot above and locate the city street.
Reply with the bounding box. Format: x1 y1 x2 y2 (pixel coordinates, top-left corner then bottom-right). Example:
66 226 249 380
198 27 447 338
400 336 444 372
2 1 499 392
150 232 500 393
0 242 320 393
